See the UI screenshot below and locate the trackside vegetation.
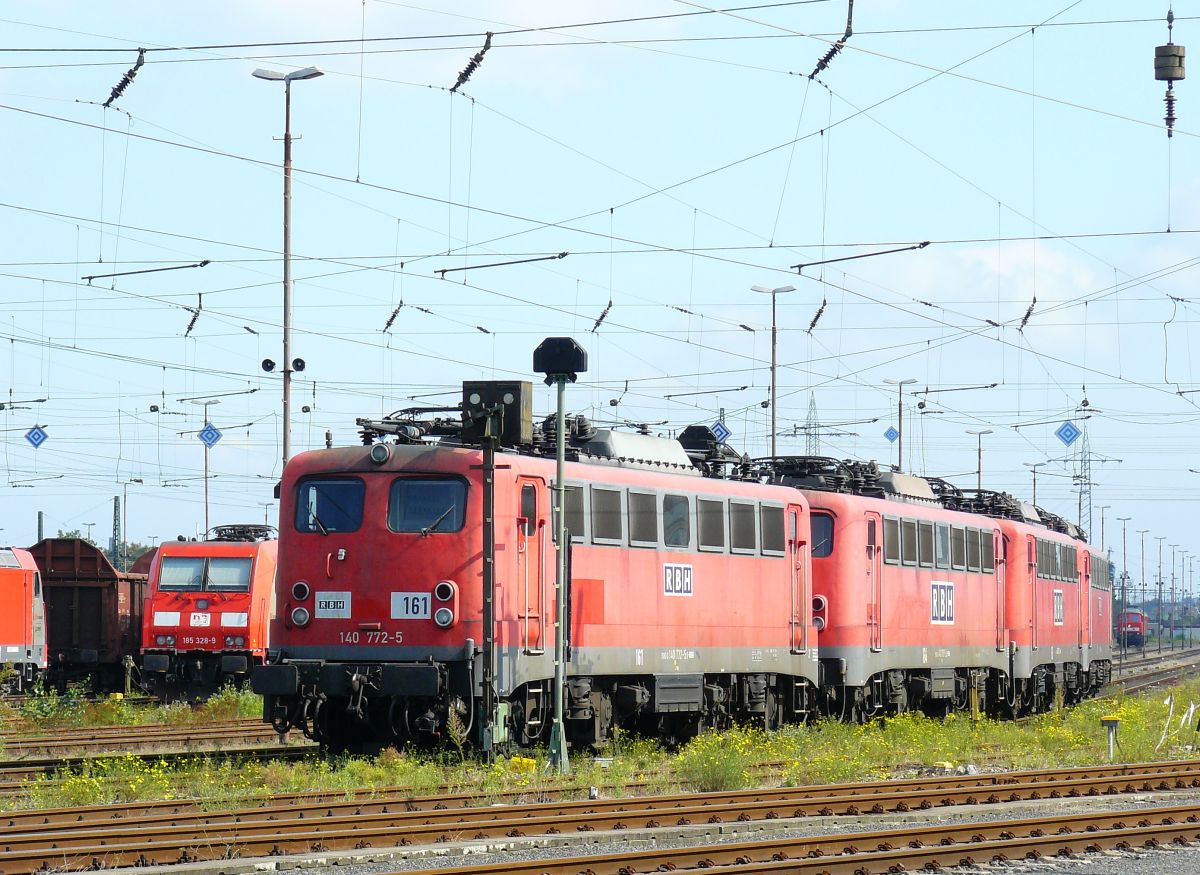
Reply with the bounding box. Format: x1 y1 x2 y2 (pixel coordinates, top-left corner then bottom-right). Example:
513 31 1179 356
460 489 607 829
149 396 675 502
1 680 1197 810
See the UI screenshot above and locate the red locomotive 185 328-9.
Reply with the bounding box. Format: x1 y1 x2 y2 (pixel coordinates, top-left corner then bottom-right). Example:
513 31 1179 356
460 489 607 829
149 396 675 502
253 379 1113 754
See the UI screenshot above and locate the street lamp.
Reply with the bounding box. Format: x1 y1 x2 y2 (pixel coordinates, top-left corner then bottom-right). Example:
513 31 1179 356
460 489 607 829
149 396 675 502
1156 536 1166 653
1097 505 1111 553
122 478 143 571
84 522 96 543
883 378 917 471
750 284 796 457
1138 529 1149 653
253 65 324 469
965 429 993 491
1170 543 1179 650
189 399 221 533
1023 461 1048 506
1117 516 1131 659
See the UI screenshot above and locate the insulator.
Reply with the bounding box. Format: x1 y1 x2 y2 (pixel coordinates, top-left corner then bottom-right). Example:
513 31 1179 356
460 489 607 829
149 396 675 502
1155 43 1186 82
1165 86 1179 137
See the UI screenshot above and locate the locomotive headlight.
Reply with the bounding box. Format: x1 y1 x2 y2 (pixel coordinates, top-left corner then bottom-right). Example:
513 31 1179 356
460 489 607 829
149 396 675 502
291 606 311 627
224 635 246 647
156 635 167 646
433 606 455 628
166 635 176 646
434 580 456 602
292 581 311 601
369 443 392 464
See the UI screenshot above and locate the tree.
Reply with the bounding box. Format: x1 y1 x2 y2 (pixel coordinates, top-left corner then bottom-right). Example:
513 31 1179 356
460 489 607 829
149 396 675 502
55 528 99 548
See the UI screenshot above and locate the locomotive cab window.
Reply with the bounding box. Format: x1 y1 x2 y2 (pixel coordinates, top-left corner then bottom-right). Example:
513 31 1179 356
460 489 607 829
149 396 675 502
982 531 995 572
295 477 365 533
900 519 918 567
519 484 536 536
730 502 757 553
388 478 466 533
883 517 900 565
811 512 834 558
591 487 623 544
628 492 658 547
698 499 725 551
159 556 252 592
760 505 785 556
934 523 951 569
663 494 690 548
950 526 966 570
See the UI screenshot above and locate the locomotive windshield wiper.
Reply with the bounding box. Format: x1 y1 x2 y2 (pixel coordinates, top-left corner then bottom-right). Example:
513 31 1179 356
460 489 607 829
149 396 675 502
309 512 330 536
421 505 456 537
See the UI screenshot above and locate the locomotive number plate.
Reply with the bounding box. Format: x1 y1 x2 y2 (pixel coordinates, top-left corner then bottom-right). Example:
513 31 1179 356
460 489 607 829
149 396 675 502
189 612 211 627
391 592 431 619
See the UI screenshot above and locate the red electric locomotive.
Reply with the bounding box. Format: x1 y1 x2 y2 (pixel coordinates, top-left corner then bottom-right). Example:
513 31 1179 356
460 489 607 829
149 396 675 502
254 382 820 752
141 524 277 699
764 458 1111 719
0 547 46 692
1116 608 1148 647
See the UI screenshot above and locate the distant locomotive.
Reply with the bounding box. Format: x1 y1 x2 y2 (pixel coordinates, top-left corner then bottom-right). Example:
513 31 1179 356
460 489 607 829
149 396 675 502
1116 609 1148 647
253 380 1113 753
141 525 277 699
0 547 46 693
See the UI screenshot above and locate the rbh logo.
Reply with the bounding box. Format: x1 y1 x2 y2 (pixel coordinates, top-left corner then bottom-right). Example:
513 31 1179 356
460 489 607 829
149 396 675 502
663 563 693 597
931 582 955 624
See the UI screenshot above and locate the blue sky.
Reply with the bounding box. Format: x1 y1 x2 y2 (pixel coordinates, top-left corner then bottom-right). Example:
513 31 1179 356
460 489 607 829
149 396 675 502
1 1 1197 586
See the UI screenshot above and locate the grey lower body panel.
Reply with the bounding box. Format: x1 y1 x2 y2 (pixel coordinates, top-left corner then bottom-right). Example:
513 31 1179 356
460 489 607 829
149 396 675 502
818 644 1010 688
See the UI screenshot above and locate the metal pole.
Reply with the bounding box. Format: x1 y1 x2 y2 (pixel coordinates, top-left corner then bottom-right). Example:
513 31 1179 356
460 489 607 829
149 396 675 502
896 383 904 472
1139 530 1148 654
282 80 294 468
122 483 129 571
1118 516 1131 661
1032 468 1038 506
550 377 570 774
769 292 778 458
480 421 496 755
203 442 210 533
1157 536 1165 654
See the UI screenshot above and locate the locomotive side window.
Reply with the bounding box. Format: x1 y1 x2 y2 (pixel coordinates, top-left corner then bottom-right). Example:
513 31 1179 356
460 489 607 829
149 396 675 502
628 492 658 547
811 512 834 558
950 526 966 570
900 520 918 567
698 499 725 551
33 571 41 597
934 523 950 569
730 502 756 553
295 477 364 533
760 505 785 556
966 528 981 572
552 484 587 542
663 495 690 548
882 517 900 565
591 487 623 543
388 479 466 533
520 484 537 536
917 522 934 568
982 531 995 572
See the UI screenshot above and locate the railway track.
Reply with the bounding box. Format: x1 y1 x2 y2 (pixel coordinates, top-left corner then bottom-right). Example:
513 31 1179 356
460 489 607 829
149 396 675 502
384 803 1200 875
3 759 1200 873
0 717 282 758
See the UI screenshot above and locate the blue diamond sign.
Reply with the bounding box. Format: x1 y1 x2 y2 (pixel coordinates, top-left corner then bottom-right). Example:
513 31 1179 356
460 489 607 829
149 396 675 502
711 420 732 443
1055 420 1081 447
884 426 899 443
24 425 47 449
198 423 223 449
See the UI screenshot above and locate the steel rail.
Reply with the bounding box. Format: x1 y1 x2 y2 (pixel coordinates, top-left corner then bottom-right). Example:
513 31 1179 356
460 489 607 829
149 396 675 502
4 763 1200 872
377 803 1200 875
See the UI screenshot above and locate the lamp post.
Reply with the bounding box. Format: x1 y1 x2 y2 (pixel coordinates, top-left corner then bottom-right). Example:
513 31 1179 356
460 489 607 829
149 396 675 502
189 399 221 534
1138 529 1149 653
253 65 324 469
122 478 142 571
965 429 993 491
1024 461 1047 506
883 378 917 471
1097 505 1111 553
750 285 796 457
84 522 96 544
1170 543 1179 651
1156 536 1166 653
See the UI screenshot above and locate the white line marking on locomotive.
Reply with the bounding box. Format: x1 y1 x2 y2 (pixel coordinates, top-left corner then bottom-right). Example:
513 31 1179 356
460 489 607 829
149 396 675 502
663 563 693 597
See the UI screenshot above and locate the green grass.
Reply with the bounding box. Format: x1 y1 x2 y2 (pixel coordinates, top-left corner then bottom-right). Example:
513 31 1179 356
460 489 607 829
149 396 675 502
4 680 1197 811
0 685 261 731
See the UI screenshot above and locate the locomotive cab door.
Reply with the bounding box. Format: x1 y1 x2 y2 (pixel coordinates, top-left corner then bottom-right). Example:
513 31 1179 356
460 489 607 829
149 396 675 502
516 478 547 655
865 511 883 652
787 505 807 654
994 530 1006 652
1027 535 1038 651
1078 551 1090 654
